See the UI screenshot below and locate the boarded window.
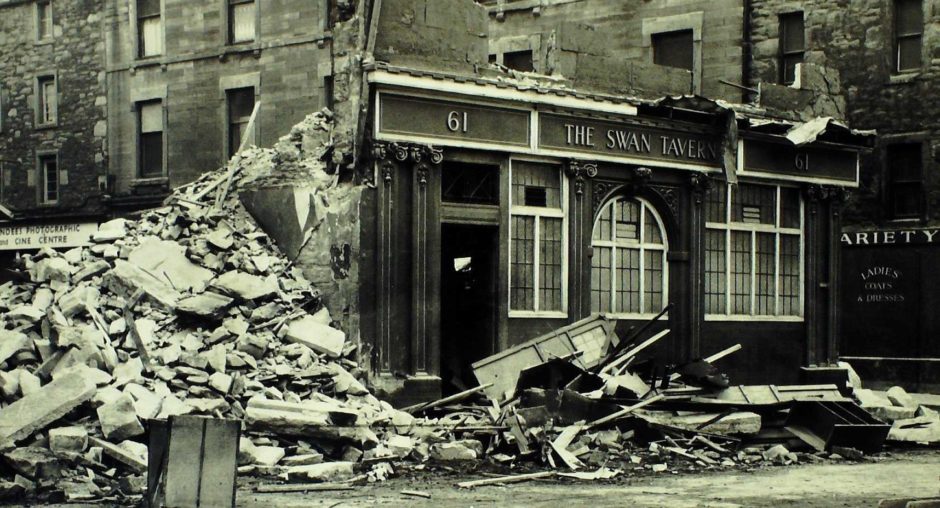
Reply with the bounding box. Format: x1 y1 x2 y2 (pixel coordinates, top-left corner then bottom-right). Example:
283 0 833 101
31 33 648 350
887 142 923 219
705 183 802 317
652 29 693 71
138 0 162 57
229 0 255 43
227 87 254 157
138 101 163 178
503 50 534 72
37 75 56 125
779 12 804 85
37 0 53 40
894 0 922 72
39 154 58 204
510 162 564 313
591 198 667 316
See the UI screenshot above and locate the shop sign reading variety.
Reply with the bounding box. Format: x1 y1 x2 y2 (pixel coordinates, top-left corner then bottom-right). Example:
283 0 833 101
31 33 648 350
0 223 99 251
841 229 940 246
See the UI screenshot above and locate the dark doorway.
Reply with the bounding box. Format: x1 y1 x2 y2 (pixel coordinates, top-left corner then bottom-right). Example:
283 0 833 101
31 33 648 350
440 224 498 395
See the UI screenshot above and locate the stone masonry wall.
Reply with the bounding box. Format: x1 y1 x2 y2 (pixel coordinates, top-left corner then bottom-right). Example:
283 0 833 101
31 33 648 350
0 0 107 216
105 0 332 194
485 0 745 102
749 0 940 226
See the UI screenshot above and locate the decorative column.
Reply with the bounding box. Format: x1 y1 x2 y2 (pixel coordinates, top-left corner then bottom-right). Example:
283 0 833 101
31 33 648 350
565 159 597 320
371 141 406 373
409 145 443 375
688 173 712 359
827 186 849 366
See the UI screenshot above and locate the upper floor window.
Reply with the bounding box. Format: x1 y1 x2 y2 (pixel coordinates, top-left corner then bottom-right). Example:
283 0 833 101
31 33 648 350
138 100 164 178
886 142 923 219
591 197 668 317
509 161 565 316
138 0 163 58
503 50 534 72
705 183 803 319
226 87 254 157
36 0 53 41
652 29 693 71
228 0 256 44
38 154 59 205
36 75 57 126
779 12 804 85
894 0 922 72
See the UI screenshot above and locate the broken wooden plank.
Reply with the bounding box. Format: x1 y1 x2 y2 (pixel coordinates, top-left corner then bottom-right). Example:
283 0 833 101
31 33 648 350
586 394 666 429
255 483 355 493
456 471 555 489
602 329 670 375
401 490 431 499
403 383 493 414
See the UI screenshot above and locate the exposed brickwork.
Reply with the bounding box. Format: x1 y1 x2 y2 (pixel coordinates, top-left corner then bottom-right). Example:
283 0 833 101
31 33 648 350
0 0 107 217
105 0 331 195
748 0 940 226
483 0 746 101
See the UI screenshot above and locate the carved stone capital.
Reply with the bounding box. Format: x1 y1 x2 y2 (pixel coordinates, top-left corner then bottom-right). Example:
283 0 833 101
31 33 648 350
632 166 653 187
565 159 599 196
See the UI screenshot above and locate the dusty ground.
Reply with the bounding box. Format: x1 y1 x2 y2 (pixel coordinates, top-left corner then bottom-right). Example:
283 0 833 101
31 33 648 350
237 450 940 508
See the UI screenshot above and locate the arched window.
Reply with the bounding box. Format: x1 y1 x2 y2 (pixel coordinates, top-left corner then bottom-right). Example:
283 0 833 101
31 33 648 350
591 197 668 316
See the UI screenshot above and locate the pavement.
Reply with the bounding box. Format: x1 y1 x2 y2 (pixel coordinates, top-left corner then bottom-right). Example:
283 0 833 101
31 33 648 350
236 449 940 508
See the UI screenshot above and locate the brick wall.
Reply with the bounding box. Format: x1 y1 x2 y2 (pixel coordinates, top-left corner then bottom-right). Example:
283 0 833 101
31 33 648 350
749 0 940 226
0 0 107 216
105 0 331 194
484 0 745 101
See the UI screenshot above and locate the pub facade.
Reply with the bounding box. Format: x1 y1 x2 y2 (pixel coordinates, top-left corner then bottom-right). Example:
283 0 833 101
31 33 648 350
357 63 872 401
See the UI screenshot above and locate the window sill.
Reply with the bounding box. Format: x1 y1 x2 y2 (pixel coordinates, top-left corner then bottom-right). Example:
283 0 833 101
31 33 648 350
34 122 58 131
603 312 670 320
131 177 169 186
508 311 568 319
888 72 919 85
704 314 803 322
132 57 164 70
34 38 54 46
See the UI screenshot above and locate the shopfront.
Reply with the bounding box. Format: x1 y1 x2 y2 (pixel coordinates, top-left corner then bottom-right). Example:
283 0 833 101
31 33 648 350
358 65 869 402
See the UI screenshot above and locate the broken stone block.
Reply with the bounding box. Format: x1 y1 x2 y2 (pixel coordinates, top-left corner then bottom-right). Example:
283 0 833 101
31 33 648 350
284 315 346 358
176 292 234 320
112 358 144 388
286 461 355 483
637 410 762 436
93 219 127 242
887 415 940 444
49 426 88 453
186 398 229 414
124 384 164 420
32 257 73 283
157 394 191 419
246 445 285 466
386 435 415 458
245 397 377 444
206 228 234 250
104 260 181 310
204 344 227 373
73 259 110 283
281 453 324 466
89 437 146 474
3 447 63 480
212 271 279 301
0 331 31 365
7 306 45 325
886 386 919 410
237 334 268 359
0 368 96 444
97 394 145 441
0 371 20 400
867 405 916 423
128 238 213 292
92 386 124 407
331 364 368 395
209 372 234 394
250 302 282 323
58 286 99 318
430 440 482 461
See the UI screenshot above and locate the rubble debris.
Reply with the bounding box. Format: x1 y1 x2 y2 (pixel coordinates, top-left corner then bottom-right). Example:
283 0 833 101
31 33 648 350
456 471 556 489
48 426 89 453
284 315 347 358
0 369 96 444
286 461 355 483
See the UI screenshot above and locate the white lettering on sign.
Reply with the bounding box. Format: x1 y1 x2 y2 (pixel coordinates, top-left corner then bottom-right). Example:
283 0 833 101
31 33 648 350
0 222 98 251
841 229 940 246
447 111 468 133
565 124 595 147
795 152 810 171
856 264 906 304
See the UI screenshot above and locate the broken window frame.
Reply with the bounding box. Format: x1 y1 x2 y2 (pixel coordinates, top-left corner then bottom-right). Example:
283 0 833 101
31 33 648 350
508 160 567 317
590 197 669 318
705 183 804 321
778 11 805 85
893 0 923 73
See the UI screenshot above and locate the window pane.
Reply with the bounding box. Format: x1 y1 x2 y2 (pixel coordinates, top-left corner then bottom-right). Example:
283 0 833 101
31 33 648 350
892 183 921 217
510 216 535 310
38 1 52 39
591 246 611 313
780 187 801 228
643 250 664 313
138 0 160 17
140 132 163 177
512 162 560 208
231 2 255 43
888 143 923 217
705 183 726 223
643 208 663 244
140 102 162 133
503 50 534 72
705 229 726 314
616 248 640 313
39 78 56 124
780 12 804 53
782 54 802 85
730 231 752 314
755 232 775 315
441 162 499 204
779 234 800 316
898 36 922 71
42 158 57 203
592 202 612 241
733 183 776 224
539 218 563 311
652 29 693 71
615 199 640 241
896 0 923 35
140 16 163 57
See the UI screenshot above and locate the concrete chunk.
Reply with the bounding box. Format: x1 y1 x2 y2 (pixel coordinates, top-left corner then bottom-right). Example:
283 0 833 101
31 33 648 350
89 437 147 474
284 315 346 358
886 386 919 410
246 445 285 466
72 259 110 283
0 368 96 444
97 394 145 441
212 271 279 301
104 260 181 310
430 440 482 461
2 447 62 479
0 331 31 365
49 426 88 453
286 461 355 483
176 292 234 320
129 238 213 292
